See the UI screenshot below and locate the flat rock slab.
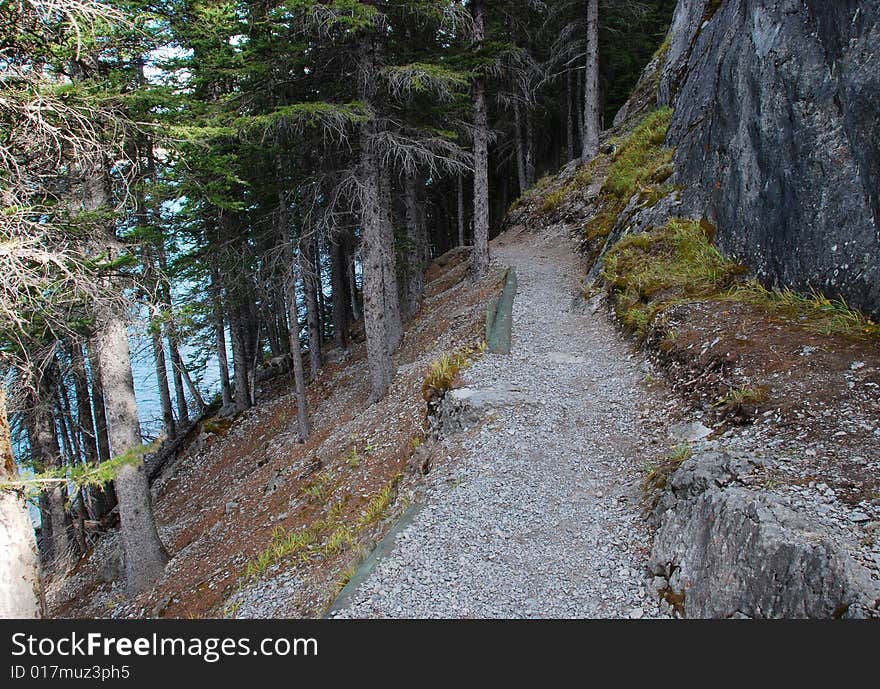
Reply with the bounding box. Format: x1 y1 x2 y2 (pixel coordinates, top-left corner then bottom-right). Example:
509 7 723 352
449 385 537 408
668 421 713 442
546 352 586 365
436 385 538 436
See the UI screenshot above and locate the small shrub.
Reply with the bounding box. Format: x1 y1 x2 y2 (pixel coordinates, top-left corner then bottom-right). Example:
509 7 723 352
422 345 481 402
644 444 692 497
713 385 770 422
541 188 567 214
345 447 361 469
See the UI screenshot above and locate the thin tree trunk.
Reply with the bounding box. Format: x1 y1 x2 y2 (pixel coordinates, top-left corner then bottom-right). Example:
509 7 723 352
285 266 311 440
582 0 601 160
471 0 490 277
31 375 70 571
344 228 361 322
70 343 98 465
457 174 466 247
209 261 232 408
514 101 528 194
180 365 205 413
87 342 111 465
566 68 576 162
229 305 252 410
379 162 403 351
0 391 45 618
167 336 189 427
525 108 536 186
150 318 175 439
85 341 116 520
330 235 350 350
302 234 322 379
96 316 169 594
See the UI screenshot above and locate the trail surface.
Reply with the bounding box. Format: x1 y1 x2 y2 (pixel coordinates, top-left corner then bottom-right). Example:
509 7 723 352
336 226 676 619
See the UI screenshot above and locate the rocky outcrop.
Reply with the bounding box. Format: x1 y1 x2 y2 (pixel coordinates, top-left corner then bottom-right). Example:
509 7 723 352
658 0 880 318
431 385 537 438
649 451 880 618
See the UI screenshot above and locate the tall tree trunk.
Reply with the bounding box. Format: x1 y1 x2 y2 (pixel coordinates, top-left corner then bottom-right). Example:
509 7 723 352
330 235 350 350
285 265 311 440
31 374 70 571
471 0 490 277
96 316 169 593
87 341 111 465
70 342 98 465
85 341 117 520
457 174 466 247
209 260 232 408
344 228 361 323
359 35 398 401
0 391 45 618
402 171 427 319
150 316 175 439
167 337 189 427
525 108 536 186
229 304 252 410
379 162 403 351
83 152 167 593
582 0 601 161
180 366 205 413
566 68 576 162
514 101 528 194
301 233 322 379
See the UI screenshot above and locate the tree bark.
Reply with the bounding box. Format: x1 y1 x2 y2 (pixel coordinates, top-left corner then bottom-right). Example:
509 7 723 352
209 260 232 408
514 101 528 195
86 341 111 465
229 304 252 410
0 391 45 618
402 171 428 319
85 341 116 520
379 162 403 351
96 316 169 594
70 342 98 465
525 107 536 186
457 174 466 247
301 233 323 379
285 267 311 440
566 68 576 162
31 373 70 571
330 235 350 350
359 34 398 401
471 0 490 277
150 317 175 439
582 0 601 161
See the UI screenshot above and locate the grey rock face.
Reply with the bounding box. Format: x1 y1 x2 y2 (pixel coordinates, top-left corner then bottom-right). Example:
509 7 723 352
660 0 880 317
650 451 880 618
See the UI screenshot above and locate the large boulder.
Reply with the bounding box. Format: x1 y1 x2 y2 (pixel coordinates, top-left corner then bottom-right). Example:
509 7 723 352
649 451 880 618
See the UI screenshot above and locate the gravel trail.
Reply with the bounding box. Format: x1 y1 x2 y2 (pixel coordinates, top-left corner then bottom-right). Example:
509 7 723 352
335 226 675 619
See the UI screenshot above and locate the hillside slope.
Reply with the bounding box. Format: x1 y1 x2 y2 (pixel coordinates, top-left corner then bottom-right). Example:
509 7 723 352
48 250 496 618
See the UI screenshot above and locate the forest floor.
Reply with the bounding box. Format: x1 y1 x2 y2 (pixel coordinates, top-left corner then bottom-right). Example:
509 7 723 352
47 246 498 619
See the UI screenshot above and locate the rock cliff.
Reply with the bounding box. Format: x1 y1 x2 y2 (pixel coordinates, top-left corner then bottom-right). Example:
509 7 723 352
658 0 880 317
